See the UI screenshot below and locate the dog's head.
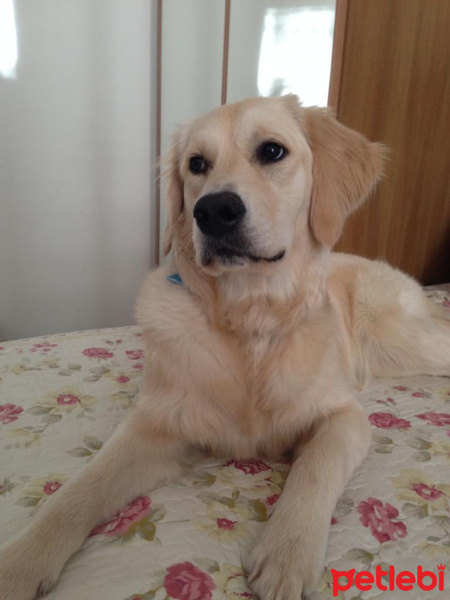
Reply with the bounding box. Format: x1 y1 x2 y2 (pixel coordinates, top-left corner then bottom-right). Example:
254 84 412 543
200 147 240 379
163 95 385 275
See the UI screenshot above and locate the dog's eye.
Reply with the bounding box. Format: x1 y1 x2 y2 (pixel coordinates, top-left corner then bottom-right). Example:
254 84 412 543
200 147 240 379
189 155 208 174
258 142 286 163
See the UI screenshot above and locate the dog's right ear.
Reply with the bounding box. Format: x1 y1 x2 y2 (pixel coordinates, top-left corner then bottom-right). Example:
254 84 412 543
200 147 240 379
162 130 185 256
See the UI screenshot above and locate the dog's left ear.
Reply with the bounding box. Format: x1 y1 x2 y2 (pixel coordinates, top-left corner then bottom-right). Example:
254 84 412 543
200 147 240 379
302 105 386 248
162 129 185 256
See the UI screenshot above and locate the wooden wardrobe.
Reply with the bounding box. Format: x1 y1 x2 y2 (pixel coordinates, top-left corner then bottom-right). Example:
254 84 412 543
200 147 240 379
331 0 450 285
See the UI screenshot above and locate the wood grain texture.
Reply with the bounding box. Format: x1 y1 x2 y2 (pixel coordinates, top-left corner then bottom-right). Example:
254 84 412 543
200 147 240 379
335 0 450 284
328 0 348 112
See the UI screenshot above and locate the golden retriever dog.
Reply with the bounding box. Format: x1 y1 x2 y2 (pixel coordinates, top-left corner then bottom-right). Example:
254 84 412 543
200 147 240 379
1 95 449 600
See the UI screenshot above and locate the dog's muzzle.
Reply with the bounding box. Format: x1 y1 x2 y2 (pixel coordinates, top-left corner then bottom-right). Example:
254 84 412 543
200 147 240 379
193 192 246 237
193 191 285 267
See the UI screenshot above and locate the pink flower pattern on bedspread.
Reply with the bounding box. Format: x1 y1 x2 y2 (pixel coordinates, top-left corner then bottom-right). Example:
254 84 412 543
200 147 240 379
90 496 152 537
164 562 216 600
0 403 23 424
357 497 407 543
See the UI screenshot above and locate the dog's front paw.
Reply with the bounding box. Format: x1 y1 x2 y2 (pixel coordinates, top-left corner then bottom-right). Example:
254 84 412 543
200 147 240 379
247 515 327 600
0 540 62 600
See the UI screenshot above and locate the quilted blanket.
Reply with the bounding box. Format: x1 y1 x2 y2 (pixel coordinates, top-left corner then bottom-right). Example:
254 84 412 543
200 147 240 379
0 288 449 600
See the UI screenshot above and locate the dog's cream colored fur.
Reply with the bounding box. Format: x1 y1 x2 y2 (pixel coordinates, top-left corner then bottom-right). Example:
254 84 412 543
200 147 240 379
0 95 449 600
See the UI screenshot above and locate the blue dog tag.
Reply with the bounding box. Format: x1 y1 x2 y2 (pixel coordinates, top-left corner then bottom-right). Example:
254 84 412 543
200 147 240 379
167 273 183 286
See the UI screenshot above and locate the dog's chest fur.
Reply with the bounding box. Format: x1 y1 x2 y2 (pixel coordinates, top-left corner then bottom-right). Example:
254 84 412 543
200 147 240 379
137 270 348 459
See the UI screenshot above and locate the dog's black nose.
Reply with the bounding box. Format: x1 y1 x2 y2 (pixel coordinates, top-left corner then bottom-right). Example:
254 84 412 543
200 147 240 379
193 192 246 237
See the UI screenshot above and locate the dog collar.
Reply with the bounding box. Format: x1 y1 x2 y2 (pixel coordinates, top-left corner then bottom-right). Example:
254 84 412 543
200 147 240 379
167 273 183 286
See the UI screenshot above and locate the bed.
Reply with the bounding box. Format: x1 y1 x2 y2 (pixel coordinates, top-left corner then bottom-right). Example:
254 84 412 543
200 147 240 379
1 286 449 600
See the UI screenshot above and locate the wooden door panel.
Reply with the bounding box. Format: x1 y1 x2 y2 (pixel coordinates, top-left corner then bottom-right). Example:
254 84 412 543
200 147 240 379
335 0 450 284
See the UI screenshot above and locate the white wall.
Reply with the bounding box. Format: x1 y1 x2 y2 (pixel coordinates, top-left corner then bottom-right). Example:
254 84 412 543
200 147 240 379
0 0 157 340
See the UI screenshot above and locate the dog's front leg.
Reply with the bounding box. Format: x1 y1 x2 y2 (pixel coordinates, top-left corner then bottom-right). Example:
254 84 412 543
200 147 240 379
248 401 370 600
0 408 189 600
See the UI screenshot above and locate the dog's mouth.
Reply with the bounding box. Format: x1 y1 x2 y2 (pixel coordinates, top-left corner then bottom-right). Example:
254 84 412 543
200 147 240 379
203 246 285 267
216 247 285 263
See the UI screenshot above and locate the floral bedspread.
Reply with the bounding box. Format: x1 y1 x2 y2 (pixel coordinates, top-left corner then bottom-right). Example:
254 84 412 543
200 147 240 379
0 288 449 600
